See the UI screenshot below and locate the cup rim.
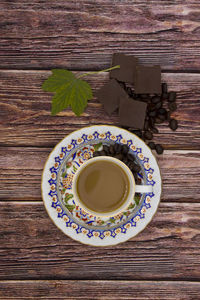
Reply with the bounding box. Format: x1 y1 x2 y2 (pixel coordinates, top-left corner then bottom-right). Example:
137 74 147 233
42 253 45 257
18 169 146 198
72 156 135 217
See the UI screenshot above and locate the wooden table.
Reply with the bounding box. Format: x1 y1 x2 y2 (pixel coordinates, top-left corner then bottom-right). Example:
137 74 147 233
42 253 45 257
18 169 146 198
0 1 200 299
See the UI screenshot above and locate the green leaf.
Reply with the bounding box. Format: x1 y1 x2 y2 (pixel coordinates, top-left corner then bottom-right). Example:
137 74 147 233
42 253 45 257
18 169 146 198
93 142 102 151
64 193 74 203
134 194 141 206
42 69 93 116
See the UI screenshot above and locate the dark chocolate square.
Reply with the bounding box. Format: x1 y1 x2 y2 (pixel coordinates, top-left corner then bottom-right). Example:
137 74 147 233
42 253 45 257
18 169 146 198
110 53 138 83
96 79 127 116
119 96 147 129
135 65 161 94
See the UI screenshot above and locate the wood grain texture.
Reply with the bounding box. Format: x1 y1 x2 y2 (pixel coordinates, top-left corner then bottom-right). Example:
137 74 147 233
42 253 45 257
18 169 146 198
0 202 200 280
0 1 200 70
0 280 200 300
0 70 200 148
1 147 200 202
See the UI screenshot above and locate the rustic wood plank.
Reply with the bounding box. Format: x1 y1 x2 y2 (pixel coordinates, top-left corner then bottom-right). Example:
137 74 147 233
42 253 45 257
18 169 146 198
0 202 199 280
0 70 200 148
0 147 200 202
0 280 200 300
0 1 200 70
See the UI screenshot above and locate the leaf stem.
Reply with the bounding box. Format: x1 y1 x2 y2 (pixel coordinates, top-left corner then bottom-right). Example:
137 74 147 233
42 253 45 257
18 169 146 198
78 65 120 78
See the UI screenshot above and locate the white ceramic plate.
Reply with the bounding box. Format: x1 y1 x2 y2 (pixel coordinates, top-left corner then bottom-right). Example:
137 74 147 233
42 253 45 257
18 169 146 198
41 125 162 246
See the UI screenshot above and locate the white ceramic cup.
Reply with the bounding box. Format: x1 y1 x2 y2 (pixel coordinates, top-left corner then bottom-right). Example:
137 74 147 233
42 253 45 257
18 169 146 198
72 156 153 217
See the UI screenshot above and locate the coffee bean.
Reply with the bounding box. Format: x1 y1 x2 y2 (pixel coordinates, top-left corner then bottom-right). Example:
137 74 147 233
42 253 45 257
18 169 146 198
118 81 126 90
151 127 159 134
109 144 115 155
158 108 167 115
157 114 166 121
131 163 141 173
114 143 121 153
148 141 156 150
168 91 176 102
140 93 148 99
161 93 168 100
123 159 129 165
127 161 134 169
167 111 171 121
155 144 164 155
93 151 101 157
169 118 178 131
103 144 110 154
155 117 163 124
151 96 160 104
127 153 135 162
114 153 123 160
155 101 162 110
144 130 153 140
144 120 149 131
135 178 142 185
149 117 155 129
148 110 157 118
162 82 168 94
99 150 107 156
168 102 177 112
122 145 129 155
130 129 143 138
148 103 156 112
127 87 133 97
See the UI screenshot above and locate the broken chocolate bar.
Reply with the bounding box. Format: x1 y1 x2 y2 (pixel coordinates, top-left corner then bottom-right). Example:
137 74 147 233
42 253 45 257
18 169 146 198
110 53 138 83
135 65 161 94
119 96 147 129
96 79 127 116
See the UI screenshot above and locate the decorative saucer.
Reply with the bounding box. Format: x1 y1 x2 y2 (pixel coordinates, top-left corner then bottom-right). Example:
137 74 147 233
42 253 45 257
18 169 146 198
41 125 162 246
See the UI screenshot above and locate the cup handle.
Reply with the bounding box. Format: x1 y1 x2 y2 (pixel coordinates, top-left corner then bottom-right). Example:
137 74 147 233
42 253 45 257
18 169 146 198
135 184 153 193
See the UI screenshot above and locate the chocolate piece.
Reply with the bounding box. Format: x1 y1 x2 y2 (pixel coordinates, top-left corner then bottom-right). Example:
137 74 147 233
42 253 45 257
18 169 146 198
110 53 138 83
168 91 176 102
169 118 178 131
96 79 127 116
155 144 164 155
135 65 161 94
119 96 147 129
